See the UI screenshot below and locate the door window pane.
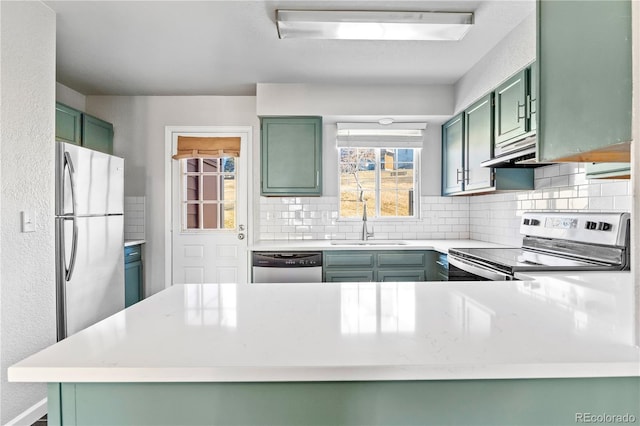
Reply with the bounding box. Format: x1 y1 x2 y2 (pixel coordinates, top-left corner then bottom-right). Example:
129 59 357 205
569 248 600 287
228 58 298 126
182 157 238 231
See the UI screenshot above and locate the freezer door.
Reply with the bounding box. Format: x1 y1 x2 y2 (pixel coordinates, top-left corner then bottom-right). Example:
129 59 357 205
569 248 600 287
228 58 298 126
56 142 124 216
57 215 124 339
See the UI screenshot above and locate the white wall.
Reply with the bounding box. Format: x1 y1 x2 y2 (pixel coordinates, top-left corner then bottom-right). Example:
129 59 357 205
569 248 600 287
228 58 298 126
454 12 536 113
55 82 86 111
85 96 259 295
256 83 454 118
0 2 56 424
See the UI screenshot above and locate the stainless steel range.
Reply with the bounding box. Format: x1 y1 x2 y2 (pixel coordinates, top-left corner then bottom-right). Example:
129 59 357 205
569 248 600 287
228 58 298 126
448 212 631 281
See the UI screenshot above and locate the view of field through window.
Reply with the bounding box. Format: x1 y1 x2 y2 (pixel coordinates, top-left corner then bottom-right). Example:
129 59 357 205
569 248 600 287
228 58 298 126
183 158 236 230
339 148 416 218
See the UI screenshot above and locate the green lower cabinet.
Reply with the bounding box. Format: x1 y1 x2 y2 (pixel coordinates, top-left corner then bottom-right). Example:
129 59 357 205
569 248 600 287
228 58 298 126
585 162 631 179
48 377 640 426
434 253 449 281
377 269 425 282
325 270 375 282
124 245 143 307
323 250 440 282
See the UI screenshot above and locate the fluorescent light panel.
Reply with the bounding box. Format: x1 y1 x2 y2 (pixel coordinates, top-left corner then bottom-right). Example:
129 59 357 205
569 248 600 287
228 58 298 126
277 10 474 41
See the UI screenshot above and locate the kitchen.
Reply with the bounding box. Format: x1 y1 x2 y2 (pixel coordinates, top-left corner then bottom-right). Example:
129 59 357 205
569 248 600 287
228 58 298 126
1 1 639 425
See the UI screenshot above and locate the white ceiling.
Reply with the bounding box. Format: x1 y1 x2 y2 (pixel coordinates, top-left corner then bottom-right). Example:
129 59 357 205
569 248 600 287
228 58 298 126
45 1 536 96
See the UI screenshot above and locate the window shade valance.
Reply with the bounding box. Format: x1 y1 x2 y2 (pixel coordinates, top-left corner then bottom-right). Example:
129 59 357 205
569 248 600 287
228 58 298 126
336 122 427 148
172 136 241 160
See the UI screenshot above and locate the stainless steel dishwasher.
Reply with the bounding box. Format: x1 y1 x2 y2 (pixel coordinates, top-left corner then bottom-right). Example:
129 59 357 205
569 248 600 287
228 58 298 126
252 252 323 283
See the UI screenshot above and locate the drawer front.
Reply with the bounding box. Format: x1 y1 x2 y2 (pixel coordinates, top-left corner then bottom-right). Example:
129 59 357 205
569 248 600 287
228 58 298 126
324 270 375 282
124 245 142 264
377 251 426 268
324 251 375 268
378 269 426 282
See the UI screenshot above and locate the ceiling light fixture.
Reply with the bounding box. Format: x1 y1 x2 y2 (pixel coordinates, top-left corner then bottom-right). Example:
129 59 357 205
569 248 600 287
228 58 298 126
276 10 474 41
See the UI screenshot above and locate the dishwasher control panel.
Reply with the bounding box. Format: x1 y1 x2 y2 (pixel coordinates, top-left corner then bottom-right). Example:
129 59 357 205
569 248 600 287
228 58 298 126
252 252 323 267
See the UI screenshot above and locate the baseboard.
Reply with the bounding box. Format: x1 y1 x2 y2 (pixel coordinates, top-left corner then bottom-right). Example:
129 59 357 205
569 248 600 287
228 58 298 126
5 398 47 426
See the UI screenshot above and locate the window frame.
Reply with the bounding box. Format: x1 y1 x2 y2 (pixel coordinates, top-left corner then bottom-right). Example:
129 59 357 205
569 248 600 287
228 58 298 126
337 147 421 221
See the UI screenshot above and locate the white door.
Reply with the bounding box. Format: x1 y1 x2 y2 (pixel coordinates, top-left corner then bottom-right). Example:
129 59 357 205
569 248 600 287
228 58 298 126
171 127 250 284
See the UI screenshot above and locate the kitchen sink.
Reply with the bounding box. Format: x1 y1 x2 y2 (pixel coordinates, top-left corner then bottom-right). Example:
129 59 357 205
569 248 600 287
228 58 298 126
330 240 408 246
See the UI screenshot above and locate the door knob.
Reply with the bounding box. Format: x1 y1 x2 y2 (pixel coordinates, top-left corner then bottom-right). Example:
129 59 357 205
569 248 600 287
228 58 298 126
239 225 245 231
238 233 245 240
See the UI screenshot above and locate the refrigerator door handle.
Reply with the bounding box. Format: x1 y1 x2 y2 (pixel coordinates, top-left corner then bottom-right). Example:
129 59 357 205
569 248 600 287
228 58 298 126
66 217 78 282
64 151 77 217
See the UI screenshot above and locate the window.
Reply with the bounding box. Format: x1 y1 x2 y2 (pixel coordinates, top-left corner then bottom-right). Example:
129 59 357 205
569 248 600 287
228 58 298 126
181 157 236 230
339 147 419 219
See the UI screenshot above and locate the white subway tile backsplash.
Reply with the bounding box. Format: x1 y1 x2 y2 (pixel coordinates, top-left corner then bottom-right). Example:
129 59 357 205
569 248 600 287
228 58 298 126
257 164 631 244
124 196 145 240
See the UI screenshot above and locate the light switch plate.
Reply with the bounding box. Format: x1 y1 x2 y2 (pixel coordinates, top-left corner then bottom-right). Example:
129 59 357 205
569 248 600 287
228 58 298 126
21 211 35 233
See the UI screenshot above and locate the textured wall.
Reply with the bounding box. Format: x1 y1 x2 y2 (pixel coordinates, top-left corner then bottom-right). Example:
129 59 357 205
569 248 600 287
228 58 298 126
0 1 56 423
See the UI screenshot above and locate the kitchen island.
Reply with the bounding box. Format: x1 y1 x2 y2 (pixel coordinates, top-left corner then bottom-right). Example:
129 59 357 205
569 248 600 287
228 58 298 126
9 273 640 425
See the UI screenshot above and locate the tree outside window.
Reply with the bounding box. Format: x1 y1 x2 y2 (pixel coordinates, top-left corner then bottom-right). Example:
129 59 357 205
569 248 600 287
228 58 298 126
339 148 418 219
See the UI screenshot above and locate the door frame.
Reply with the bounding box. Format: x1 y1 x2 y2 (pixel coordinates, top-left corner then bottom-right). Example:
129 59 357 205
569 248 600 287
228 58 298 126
164 125 253 289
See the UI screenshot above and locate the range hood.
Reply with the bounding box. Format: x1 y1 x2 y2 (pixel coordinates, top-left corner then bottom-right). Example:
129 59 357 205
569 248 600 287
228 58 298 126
481 135 549 168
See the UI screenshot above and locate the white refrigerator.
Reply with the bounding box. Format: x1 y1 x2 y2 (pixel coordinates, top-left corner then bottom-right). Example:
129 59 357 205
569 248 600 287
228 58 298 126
55 142 125 340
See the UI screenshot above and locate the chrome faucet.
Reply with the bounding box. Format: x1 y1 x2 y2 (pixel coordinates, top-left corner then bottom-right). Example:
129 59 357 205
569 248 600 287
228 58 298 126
361 196 374 241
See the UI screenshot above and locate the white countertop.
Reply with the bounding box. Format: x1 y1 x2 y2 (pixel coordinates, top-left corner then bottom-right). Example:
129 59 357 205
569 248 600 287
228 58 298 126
124 239 146 247
9 272 639 383
251 239 514 254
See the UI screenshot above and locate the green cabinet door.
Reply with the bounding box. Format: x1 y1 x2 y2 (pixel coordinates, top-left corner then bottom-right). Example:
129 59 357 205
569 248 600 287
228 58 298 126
124 245 143 308
55 103 82 145
323 250 440 283
125 261 142 308
325 270 375 282
537 0 632 162
529 63 538 133
441 114 464 195
464 94 494 192
585 162 631 180
377 270 426 282
82 113 114 154
261 117 322 196
494 69 528 147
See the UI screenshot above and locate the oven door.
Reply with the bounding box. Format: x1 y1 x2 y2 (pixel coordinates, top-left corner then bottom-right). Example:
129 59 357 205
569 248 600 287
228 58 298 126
448 256 514 281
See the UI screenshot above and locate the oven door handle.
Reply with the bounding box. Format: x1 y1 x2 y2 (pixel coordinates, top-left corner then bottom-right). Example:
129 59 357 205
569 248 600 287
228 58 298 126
448 256 513 281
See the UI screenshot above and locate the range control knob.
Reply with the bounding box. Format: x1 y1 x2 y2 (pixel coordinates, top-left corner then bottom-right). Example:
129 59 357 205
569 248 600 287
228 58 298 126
530 219 541 226
597 222 612 231
585 221 598 230
523 219 531 225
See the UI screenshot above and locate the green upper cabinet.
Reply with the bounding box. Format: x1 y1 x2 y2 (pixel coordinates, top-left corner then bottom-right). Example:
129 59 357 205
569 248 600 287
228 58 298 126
441 94 533 196
537 0 632 163
82 113 114 154
494 69 533 148
55 103 82 145
261 117 322 196
441 114 464 195
585 162 631 180
529 63 538 134
55 103 115 155
464 93 494 192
